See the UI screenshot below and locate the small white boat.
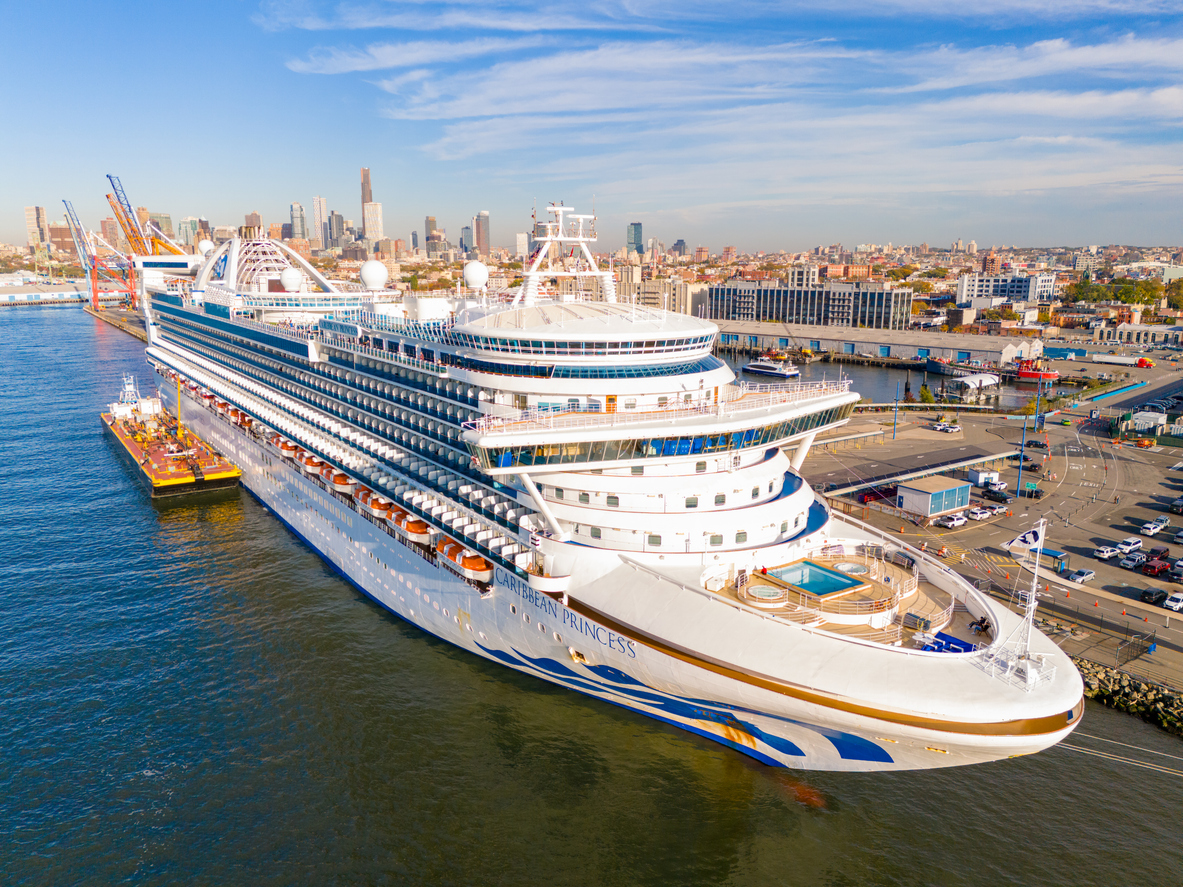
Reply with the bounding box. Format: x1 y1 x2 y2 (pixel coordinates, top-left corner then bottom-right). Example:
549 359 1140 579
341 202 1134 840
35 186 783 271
742 357 800 379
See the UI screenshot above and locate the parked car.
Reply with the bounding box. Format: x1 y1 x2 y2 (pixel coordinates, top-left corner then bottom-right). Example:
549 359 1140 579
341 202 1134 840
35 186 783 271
1024 440 1048 449
1169 498 1183 515
968 507 992 521
982 489 1013 504
986 480 1008 492
1094 546 1120 560
1068 569 1096 583
1117 537 1144 554
1165 592 1183 612
1149 545 1171 561
1141 522 1163 536
941 424 962 433
1120 552 1148 569
1153 516 1170 529
1018 488 1045 499
932 422 950 431
1144 559 1171 577
1141 588 1169 605
935 513 967 528
987 503 1008 515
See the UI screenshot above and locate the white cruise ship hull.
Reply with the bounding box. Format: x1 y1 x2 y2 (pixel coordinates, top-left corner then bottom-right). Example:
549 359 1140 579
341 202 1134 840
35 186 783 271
157 377 1079 772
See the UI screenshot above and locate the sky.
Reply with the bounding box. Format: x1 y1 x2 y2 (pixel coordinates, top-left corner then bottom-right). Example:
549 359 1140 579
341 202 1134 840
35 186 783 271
2 1 1182 253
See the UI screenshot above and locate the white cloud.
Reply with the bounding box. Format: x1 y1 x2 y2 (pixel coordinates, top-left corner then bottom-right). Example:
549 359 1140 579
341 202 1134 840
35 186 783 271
288 37 549 73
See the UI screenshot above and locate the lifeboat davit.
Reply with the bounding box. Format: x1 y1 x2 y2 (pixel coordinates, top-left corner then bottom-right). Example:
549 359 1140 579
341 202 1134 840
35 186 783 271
437 537 494 583
387 507 433 544
319 465 356 493
354 488 394 518
298 453 324 475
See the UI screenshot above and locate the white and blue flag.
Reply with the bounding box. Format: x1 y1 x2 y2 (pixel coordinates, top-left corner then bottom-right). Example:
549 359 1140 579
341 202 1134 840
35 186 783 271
1004 526 1044 550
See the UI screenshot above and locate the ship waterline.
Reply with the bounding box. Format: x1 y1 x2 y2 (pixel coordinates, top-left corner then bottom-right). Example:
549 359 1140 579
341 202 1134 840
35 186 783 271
136 207 1083 771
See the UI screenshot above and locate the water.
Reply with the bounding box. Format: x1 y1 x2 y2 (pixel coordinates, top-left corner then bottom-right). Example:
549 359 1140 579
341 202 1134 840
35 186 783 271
3 308 1182 886
770 561 863 596
726 355 1039 409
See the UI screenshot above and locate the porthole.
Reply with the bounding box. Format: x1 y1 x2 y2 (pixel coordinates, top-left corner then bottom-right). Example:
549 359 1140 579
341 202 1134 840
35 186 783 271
538 622 546 632
590 527 602 539
511 604 517 614
479 631 487 640
553 632 563 642
751 487 759 500
524 614 531 624
444 608 450 617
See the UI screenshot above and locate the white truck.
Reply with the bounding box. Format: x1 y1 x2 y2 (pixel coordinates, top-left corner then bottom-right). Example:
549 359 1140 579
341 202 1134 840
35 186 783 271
1091 354 1155 368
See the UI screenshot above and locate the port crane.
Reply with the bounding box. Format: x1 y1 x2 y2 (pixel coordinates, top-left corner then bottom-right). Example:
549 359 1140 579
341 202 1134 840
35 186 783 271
105 174 185 258
62 199 136 310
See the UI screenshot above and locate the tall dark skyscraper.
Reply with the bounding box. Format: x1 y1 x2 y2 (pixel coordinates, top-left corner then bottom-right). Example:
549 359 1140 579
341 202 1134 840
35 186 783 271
425 216 437 241
627 222 643 255
360 168 373 238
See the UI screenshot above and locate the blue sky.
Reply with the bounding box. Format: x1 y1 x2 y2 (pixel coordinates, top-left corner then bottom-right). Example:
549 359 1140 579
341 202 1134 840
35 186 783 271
3 1 1182 252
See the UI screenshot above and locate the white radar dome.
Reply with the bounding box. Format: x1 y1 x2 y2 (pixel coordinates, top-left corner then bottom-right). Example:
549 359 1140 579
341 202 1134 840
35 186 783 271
197 239 214 256
463 261 489 290
359 259 389 291
279 267 303 293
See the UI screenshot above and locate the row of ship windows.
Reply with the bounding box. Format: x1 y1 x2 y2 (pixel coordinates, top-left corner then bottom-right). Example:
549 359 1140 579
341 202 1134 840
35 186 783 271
583 516 800 546
476 406 851 470
553 481 775 507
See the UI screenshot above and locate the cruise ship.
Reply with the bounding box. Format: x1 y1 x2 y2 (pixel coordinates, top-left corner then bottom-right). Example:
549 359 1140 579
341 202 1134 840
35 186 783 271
136 207 1083 772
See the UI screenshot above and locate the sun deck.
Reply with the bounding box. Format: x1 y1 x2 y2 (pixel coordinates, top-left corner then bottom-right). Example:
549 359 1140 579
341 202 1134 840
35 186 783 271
703 547 992 649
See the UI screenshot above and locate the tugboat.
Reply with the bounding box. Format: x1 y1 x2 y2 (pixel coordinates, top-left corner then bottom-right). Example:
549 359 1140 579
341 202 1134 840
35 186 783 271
101 375 240 498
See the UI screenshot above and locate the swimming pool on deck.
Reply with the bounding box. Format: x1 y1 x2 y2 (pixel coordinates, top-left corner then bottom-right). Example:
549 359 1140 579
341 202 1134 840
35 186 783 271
768 560 870 596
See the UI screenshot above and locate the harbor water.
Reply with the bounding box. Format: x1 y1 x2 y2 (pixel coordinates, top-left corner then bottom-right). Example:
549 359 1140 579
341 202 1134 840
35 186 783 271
3 308 1182 886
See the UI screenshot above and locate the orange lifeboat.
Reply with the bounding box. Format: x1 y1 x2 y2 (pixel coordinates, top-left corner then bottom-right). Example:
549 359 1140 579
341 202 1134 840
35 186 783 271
229 408 241 421
279 440 299 459
387 507 432 544
298 453 324 475
319 464 356 493
437 537 494 582
354 488 394 518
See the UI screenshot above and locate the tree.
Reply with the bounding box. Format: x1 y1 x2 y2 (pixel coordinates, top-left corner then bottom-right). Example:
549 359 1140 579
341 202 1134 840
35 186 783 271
922 267 949 279
1167 278 1183 310
919 384 935 404
887 265 917 281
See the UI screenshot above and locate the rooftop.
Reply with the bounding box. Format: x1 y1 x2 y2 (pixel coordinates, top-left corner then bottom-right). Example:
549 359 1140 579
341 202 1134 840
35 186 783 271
455 300 715 339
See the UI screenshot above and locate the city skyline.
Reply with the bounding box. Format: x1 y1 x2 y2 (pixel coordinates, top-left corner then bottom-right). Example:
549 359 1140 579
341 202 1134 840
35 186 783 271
2 1 1182 250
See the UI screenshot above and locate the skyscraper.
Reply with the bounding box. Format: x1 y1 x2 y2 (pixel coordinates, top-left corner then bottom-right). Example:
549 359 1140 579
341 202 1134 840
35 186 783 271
328 211 345 249
100 218 122 250
626 222 643 255
290 202 307 241
361 168 372 230
474 211 490 255
460 226 473 253
148 212 174 237
425 216 437 241
24 206 48 248
244 211 262 228
363 202 384 242
312 196 328 250
411 231 419 250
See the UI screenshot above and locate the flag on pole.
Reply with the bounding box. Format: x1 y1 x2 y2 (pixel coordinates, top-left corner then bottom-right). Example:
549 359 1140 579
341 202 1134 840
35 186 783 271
1004 526 1044 550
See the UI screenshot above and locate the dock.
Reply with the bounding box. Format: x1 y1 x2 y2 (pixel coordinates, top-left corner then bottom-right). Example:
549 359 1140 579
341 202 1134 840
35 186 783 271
85 305 148 342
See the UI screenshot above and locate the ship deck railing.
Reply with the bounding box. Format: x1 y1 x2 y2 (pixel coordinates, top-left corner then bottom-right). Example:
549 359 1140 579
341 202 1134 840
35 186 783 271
464 379 854 436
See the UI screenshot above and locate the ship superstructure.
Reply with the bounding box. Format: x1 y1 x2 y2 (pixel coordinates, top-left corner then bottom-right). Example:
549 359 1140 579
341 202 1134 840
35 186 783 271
136 207 1082 771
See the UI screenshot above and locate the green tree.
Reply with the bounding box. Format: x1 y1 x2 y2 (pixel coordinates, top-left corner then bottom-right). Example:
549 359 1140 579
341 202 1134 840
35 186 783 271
922 267 948 279
919 384 935 404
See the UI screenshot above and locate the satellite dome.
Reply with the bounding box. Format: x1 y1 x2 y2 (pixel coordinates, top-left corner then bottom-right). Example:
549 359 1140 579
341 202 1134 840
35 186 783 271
463 260 489 290
359 259 389 291
198 239 214 256
279 267 303 293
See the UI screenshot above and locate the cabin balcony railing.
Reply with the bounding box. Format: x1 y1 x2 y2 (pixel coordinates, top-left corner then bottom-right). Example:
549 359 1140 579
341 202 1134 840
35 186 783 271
463 379 854 436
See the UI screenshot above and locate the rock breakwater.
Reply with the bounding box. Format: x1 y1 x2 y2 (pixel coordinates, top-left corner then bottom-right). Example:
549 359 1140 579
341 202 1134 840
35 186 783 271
1074 656 1183 737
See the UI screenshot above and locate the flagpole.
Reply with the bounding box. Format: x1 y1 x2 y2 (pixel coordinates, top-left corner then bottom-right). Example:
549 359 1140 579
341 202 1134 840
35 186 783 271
1024 517 1046 655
